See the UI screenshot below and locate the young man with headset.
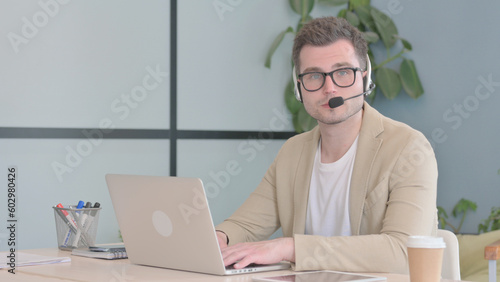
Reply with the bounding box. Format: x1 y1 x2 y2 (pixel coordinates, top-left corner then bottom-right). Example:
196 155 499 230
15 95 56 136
215 17 438 274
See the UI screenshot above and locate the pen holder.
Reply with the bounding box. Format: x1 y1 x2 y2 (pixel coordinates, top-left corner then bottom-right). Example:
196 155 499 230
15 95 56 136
53 205 101 251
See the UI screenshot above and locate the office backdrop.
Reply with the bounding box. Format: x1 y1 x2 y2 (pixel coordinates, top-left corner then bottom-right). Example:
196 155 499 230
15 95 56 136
0 0 499 251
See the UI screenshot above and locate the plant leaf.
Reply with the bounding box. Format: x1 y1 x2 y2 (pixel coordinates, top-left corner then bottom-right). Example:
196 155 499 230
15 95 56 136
478 207 500 233
363 31 379 43
478 223 487 234
289 0 315 18
349 0 370 10
452 198 477 217
296 15 313 32
297 106 316 132
400 58 424 99
437 206 448 229
337 8 347 18
400 37 412 51
318 0 348 6
285 79 301 114
265 26 294 69
292 114 303 133
375 67 401 100
345 11 360 27
437 207 448 219
393 35 412 51
354 5 376 32
370 7 398 48
401 38 412 51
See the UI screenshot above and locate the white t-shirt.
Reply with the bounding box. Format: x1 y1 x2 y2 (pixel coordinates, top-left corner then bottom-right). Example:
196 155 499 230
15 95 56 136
305 136 359 237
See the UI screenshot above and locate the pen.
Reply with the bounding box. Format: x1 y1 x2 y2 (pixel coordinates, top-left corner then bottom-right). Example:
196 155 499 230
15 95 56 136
82 202 100 246
71 200 85 247
57 203 78 230
85 202 100 230
54 205 72 248
56 204 77 247
81 202 92 228
73 202 92 247
75 200 85 218
83 202 100 231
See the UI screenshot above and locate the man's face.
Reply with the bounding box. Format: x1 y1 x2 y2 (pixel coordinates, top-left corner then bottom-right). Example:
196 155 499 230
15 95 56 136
298 39 365 126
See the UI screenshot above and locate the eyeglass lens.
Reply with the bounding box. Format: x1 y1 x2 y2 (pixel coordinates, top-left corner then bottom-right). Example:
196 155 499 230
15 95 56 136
301 68 356 91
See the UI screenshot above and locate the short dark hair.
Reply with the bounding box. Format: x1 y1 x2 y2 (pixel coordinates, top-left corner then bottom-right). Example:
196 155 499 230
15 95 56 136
292 17 368 73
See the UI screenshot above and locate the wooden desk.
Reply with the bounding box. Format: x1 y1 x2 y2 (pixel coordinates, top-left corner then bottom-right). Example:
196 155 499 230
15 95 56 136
1 248 468 282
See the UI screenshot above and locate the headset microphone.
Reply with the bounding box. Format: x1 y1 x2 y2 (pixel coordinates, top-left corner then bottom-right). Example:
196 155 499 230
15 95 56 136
328 96 345 109
328 82 376 108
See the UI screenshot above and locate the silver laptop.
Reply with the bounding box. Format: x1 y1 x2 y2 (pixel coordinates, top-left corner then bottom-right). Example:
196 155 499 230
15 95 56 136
105 174 290 275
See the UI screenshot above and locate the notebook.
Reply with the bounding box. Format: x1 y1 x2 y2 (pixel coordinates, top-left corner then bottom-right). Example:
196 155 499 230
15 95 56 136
72 244 127 260
105 174 290 275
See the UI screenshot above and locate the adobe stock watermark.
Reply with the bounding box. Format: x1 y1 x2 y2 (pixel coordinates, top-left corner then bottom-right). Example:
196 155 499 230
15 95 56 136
51 65 169 183
369 0 414 32
377 74 500 186
391 135 435 183
302 239 336 270
178 107 292 224
213 0 243 21
7 0 71 54
429 73 499 148
381 0 413 17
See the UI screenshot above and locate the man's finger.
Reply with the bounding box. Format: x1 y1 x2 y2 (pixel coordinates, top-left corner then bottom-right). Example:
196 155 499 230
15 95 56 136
234 255 255 269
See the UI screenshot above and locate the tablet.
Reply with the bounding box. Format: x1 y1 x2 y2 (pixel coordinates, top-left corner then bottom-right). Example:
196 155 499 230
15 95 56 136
252 270 386 282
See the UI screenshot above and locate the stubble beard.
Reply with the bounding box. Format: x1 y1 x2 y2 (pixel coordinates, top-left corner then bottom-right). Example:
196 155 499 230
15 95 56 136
306 99 364 126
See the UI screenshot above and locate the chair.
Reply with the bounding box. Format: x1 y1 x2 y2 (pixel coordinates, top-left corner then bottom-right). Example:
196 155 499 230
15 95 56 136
485 239 500 282
438 229 461 280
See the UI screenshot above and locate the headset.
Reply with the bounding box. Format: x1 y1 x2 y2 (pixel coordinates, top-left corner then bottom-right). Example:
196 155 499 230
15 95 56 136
293 54 375 103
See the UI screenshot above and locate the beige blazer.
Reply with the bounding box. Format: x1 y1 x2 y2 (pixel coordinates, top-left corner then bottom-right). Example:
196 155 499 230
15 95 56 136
216 102 438 274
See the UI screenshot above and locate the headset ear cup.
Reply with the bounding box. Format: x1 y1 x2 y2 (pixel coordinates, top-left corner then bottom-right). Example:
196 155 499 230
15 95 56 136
292 66 303 102
295 83 303 103
364 54 374 96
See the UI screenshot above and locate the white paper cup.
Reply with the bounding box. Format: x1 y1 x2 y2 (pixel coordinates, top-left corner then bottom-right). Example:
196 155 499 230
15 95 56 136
407 236 446 282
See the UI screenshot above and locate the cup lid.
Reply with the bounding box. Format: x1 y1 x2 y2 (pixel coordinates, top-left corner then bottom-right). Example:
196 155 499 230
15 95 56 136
406 236 446 248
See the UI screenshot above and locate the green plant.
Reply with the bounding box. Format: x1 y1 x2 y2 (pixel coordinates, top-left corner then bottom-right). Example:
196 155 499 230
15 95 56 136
439 198 500 234
438 198 477 234
478 207 500 233
478 169 500 232
265 0 424 133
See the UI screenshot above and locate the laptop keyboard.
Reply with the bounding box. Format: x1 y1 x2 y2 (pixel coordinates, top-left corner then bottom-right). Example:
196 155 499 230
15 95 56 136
226 263 265 270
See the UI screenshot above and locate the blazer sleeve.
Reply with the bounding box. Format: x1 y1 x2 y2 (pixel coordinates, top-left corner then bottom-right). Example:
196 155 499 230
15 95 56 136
294 131 438 274
215 157 281 244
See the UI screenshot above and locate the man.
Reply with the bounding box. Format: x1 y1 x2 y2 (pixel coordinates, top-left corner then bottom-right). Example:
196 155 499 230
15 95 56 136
215 17 437 274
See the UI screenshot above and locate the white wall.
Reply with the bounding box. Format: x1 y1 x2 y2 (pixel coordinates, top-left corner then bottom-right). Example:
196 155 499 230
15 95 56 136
178 0 294 131
0 0 171 250
0 0 170 129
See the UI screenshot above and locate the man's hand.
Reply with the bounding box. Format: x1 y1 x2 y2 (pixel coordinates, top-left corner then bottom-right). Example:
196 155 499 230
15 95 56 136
221 237 295 269
216 231 228 249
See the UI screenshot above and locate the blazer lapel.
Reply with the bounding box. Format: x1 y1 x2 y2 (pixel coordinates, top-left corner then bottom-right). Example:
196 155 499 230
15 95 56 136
292 126 320 235
349 102 384 235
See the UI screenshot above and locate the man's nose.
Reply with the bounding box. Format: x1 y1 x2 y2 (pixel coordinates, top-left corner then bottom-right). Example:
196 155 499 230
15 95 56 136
322 74 337 93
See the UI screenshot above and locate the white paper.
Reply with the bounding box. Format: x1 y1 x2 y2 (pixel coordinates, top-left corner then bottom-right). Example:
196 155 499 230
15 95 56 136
0 252 70 268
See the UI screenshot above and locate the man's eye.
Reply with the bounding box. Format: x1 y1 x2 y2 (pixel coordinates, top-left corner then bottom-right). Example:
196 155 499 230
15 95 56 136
309 74 322 80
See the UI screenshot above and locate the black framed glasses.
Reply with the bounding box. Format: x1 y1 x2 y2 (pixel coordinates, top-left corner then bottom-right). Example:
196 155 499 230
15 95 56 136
298 67 363 92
